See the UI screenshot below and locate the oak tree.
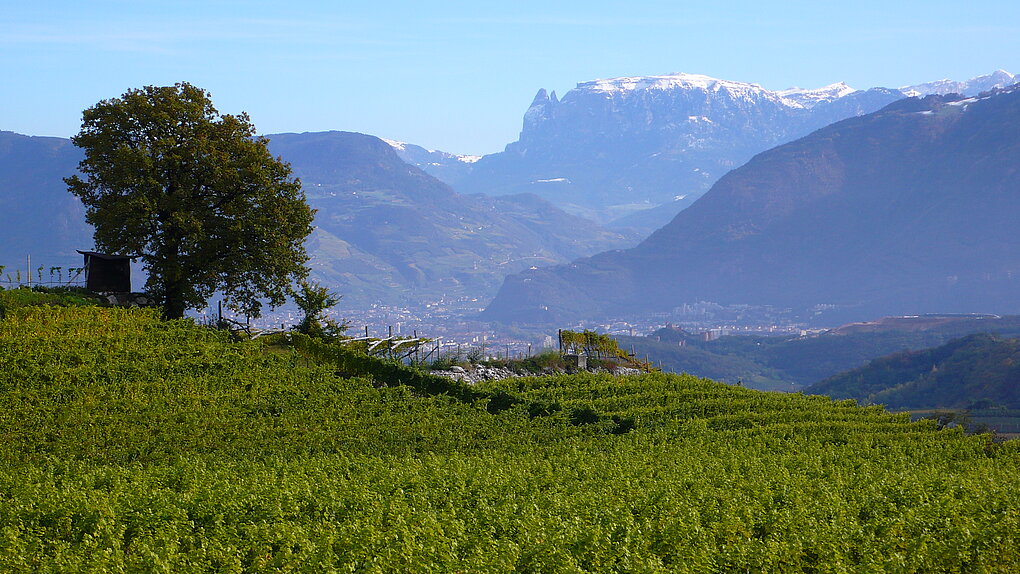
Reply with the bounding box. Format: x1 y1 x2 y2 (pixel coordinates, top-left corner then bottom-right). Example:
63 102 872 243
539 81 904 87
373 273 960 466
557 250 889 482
66 83 314 319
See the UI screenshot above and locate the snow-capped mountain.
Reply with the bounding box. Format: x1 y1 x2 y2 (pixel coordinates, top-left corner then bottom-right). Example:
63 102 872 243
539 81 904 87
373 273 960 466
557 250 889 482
455 71 1016 234
777 82 858 107
901 70 1017 97
382 139 480 188
456 73 904 231
579 74 856 109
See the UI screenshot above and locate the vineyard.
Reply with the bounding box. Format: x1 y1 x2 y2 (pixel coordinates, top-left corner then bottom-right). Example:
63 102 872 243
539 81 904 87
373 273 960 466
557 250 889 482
2 305 1020 571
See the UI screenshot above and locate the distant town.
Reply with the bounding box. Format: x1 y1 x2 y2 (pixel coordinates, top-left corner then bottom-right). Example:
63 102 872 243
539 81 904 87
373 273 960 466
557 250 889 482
238 296 819 362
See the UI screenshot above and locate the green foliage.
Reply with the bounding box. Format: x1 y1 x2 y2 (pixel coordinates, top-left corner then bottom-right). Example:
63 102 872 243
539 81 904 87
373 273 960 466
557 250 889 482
621 315 1020 391
560 329 620 358
287 333 485 406
289 279 348 340
560 329 649 370
507 349 568 373
809 333 1020 410
428 351 471 371
65 82 315 319
914 410 972 431
3 307 1020 570
0 286 101 319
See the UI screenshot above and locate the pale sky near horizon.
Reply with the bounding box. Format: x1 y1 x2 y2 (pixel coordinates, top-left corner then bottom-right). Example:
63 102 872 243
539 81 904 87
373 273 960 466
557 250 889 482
3 0 1019 155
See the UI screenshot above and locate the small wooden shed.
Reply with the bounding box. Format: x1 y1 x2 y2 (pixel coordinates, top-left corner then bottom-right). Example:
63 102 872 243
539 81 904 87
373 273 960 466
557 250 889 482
77 251 132 293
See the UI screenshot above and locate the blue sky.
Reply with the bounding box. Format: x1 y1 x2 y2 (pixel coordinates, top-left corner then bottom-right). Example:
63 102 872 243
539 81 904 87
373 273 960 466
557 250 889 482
3 0 1019 154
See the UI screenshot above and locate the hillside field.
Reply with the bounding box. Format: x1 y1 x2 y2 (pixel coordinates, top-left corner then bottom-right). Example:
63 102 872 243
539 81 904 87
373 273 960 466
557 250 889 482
2 304 1019 571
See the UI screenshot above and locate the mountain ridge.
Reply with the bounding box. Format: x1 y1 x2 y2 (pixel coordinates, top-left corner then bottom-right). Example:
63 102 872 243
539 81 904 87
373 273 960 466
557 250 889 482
230 131 637 306
0 129 633 308
452 71 1015 233
482 85 1020 326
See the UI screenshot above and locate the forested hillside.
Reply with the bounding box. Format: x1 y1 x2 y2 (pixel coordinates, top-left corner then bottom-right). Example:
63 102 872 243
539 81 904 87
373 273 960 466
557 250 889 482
616 315 1020 391
807 333 1020 410
2 303 1020 570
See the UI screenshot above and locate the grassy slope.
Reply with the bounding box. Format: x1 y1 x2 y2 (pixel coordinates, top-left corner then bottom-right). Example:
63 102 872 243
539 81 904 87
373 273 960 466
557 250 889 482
2 306 1020 571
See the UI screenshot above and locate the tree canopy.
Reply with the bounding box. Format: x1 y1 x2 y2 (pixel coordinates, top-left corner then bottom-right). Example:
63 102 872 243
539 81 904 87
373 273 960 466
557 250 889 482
66 83 314 319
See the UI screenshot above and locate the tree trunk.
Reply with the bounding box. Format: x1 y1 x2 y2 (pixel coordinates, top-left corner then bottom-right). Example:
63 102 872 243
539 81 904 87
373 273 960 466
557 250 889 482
162 294 187 320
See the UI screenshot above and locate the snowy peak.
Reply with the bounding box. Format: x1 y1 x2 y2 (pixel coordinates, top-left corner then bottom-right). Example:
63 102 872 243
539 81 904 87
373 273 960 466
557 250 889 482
481 82 1020 326
465 72 907 231
569 73 862 110
380 137 408 151
379 138 480 187
901 70 1017 97
382 138 479 164
462 69 1014 235
778 82 858 108
558 69 1016 108
576 73 767 95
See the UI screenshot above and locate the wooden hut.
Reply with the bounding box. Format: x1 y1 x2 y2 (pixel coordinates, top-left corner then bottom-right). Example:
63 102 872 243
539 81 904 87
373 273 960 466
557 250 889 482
76 251 131 293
